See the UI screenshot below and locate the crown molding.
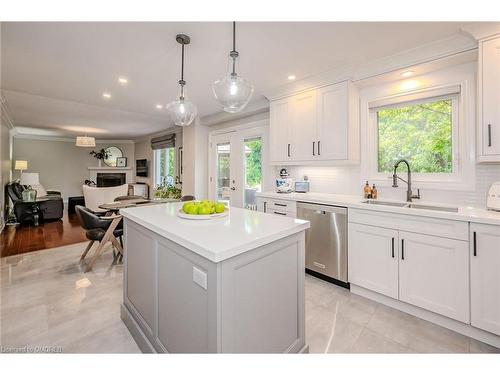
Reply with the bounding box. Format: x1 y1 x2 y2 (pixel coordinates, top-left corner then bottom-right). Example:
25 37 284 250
461 22 500 41
263 33 478 101
0 94 16 129
199 97 269 127
12 133 134 144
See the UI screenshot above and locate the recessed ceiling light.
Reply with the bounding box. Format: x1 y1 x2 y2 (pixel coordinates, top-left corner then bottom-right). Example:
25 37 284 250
287 75 296 81
155 104 163 109
399 80 420 91
118 77 128 84
102 92 112 99
401 70 415 78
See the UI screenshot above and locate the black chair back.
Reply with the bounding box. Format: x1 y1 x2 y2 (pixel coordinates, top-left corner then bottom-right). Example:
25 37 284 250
75 205 109 231
6 182 24 203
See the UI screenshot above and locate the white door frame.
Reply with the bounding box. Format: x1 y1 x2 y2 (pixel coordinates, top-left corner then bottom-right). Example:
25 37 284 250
208 119 270 207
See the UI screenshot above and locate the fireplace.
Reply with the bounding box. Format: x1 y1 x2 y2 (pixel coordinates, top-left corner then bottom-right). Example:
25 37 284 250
97 173 126 187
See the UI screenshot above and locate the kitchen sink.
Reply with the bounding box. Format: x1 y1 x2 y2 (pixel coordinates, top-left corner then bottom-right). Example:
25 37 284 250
362 200 408 207
362 200 459 213
407 204 459 213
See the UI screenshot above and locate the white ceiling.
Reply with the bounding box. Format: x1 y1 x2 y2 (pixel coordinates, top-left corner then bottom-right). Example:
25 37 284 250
1 22 472 139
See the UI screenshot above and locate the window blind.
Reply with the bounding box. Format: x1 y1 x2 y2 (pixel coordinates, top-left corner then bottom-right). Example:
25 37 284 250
151 133 176 150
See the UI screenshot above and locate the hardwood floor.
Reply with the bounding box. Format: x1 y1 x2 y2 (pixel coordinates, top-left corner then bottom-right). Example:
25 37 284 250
1 212 87 258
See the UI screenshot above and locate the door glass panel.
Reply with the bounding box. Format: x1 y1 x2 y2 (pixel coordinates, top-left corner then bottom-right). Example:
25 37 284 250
243 137 262 210
216 143 231 204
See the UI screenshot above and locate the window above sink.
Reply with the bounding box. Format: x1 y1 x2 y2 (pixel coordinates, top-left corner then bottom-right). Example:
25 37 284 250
360 63 476 192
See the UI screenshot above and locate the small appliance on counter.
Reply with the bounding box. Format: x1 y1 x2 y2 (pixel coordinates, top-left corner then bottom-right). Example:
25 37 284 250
294 180 310 193
276 178 294 193
276 168 294 193
487 181 500 211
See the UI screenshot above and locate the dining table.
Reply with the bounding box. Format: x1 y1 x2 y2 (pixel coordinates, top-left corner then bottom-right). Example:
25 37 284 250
84 198 178 272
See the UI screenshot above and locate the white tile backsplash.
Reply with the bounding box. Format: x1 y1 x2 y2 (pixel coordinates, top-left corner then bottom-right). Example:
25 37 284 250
278 163 500 208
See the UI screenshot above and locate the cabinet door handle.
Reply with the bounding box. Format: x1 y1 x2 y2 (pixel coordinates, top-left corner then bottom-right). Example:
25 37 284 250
391 237 395 258
287 143 291 157
318 141 321 155
488 124 492 147
263 201 267 213
312 141 315 156
275 203 287 207
273 211 287 216
473 231 477 256
401 239 405 260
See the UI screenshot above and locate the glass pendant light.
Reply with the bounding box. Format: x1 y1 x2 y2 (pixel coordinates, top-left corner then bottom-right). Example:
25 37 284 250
166 34 197 127
213 22 254 113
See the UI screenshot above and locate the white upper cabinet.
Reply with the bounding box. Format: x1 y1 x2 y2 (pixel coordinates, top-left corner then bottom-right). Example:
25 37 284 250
316 82 349 160
470 223 500 335
478 36 500 161
269 80 359 164
269 97 292 162
290 90 317 161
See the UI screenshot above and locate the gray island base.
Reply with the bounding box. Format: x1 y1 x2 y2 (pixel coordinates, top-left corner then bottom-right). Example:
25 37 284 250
119 203 309 353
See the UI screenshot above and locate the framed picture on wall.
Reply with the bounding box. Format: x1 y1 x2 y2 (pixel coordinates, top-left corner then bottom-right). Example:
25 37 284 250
116 157 127 167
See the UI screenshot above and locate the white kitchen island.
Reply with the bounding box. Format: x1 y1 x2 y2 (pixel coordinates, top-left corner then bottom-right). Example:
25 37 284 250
119 202 310 353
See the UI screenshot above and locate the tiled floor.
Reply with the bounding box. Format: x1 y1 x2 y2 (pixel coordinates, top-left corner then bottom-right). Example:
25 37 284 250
1 243 499 353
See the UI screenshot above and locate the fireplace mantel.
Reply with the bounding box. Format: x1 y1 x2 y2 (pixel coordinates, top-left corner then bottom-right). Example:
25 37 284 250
88 166 132 170
88 166 133 184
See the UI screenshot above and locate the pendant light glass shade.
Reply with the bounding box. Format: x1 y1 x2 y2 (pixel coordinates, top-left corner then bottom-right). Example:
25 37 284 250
166 88 198 126
167 34 197 127
213 22 254 113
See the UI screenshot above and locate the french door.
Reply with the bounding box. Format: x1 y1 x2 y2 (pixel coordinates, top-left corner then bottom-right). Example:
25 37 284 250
209 126 266 209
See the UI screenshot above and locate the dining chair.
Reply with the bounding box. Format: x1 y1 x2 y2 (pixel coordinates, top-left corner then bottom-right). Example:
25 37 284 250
82 184 128 214
75 205 124 272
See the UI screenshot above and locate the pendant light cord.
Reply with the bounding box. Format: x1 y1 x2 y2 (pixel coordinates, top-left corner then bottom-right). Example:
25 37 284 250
179 43 185 99
232 21 236 53
231 21 238 76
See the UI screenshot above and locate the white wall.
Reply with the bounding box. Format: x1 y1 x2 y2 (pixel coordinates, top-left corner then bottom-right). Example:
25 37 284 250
182 118 208 199
1 110 13 229
282 164 500 208
12 137 134 200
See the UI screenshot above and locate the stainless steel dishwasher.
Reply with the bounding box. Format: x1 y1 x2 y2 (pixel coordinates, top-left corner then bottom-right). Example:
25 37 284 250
297 202 348 286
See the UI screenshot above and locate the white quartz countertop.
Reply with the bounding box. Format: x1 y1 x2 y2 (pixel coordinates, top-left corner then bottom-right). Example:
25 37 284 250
257 191 500 226
120 202 310 263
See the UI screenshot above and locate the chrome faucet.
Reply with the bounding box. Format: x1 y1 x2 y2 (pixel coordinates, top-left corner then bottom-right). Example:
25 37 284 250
392 159 421 202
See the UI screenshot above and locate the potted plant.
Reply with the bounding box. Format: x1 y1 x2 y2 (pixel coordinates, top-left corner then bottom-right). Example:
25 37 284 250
89 148 111 167
154 176 182 200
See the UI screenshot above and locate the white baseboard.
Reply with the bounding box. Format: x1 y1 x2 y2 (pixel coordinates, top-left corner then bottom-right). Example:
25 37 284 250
351 284 500 349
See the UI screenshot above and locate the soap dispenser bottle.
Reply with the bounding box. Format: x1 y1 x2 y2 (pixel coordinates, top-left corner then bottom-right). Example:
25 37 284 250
371 184 378 199
363 181 372 199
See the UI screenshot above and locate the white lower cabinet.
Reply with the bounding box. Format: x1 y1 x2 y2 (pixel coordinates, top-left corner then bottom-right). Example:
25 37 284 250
398 231 470 323
256 197 296 218
348 223 399 299
470 223 500 335
349 210 471 325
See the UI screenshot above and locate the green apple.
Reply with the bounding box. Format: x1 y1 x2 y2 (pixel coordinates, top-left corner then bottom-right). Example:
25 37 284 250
182 202 194 213
215 203 225 213
186 204 199 215
198 205 211 215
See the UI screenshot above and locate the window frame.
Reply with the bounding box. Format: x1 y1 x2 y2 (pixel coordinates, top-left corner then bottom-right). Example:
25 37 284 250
371 94 459 180
360 66 476 192
153 146 176 187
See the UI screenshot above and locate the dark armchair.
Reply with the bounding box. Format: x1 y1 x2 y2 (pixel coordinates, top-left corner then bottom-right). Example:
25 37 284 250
6 181 64 224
